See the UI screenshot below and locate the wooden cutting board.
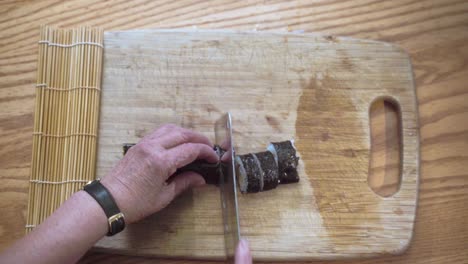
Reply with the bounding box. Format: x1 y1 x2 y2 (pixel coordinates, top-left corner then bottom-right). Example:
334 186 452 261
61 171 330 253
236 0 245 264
94 29 419 261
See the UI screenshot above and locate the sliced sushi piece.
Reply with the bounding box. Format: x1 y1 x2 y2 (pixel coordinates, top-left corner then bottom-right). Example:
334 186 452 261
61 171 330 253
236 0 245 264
236 151 279 193
267 140 300 183
253 151 279 191
235 154 262 193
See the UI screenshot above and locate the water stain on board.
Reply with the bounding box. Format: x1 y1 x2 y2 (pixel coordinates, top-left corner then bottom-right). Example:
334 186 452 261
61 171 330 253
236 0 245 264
295 73 381 250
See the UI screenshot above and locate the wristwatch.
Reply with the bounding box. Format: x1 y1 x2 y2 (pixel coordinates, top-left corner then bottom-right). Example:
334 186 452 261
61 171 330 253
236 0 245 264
83 179 125 236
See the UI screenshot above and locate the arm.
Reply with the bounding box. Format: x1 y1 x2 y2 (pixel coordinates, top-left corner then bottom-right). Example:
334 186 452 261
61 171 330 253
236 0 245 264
0 191 108 263
0 124 218 263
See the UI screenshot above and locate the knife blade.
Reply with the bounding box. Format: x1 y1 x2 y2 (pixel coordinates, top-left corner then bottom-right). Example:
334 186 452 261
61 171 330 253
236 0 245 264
215 113 241 261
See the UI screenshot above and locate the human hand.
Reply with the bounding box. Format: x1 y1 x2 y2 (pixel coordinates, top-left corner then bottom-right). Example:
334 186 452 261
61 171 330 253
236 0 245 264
101 124 219 224
235 239 252 264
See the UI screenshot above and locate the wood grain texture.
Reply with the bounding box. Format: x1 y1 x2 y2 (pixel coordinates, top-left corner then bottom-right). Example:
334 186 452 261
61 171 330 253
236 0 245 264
92 29 418 261
0 0 467 263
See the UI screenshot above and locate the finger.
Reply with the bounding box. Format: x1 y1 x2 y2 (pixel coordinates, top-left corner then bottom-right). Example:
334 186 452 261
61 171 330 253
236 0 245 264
141 124 180 142
160 172 205 205
166 143 219 169
220 149 232 163
235 239 252 264
154 127 214 149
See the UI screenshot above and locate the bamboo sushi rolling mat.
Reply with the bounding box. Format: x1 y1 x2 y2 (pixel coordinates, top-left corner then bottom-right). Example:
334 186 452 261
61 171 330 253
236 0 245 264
25 26 103 233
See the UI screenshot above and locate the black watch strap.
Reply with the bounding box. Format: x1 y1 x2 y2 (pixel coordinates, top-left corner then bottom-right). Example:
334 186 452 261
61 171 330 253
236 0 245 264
83 179 125 236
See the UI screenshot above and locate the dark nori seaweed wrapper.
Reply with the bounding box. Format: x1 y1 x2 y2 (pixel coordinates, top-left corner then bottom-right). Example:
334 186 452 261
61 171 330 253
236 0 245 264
254 151 279 191
271 141 300 183
176 161 220 185
237 153 262 193
123 143 136 155
173 145 226 185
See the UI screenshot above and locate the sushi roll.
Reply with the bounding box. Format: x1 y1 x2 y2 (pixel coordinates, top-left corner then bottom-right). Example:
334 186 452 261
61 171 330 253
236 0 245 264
177 145 226 185
235 151 280 193
253 151 279 191
235 154 262 193
267 140 300 183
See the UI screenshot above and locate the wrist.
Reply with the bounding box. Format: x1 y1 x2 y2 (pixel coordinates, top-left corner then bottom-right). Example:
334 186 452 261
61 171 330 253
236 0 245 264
100 177 136 224
83 179 127 235
71 191 109 237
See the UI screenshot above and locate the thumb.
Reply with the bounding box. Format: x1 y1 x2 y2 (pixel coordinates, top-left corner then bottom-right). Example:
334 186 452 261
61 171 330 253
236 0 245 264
235 239 252 264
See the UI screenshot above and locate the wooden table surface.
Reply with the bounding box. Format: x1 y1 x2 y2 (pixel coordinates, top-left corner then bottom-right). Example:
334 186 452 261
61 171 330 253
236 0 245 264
1 1 467 263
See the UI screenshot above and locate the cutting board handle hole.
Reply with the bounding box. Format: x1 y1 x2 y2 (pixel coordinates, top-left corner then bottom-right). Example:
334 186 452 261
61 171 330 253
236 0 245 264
368 97 402 197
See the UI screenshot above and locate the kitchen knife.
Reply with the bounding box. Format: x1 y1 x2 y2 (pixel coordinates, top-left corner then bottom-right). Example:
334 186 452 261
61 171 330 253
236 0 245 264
215 113 241 261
